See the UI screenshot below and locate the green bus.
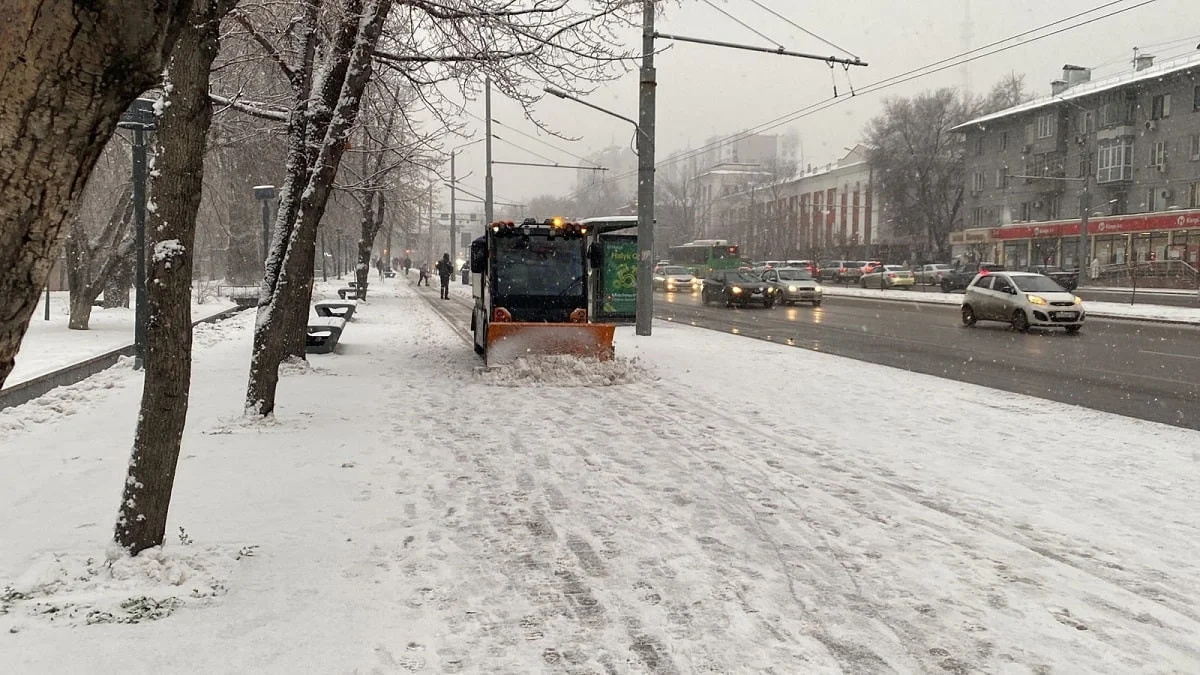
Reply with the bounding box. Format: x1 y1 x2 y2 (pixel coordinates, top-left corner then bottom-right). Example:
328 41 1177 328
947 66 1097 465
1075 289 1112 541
667 240 741 277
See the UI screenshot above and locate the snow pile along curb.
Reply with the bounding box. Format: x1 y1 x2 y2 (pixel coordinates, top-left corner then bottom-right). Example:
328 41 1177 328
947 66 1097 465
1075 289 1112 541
474 355 654 387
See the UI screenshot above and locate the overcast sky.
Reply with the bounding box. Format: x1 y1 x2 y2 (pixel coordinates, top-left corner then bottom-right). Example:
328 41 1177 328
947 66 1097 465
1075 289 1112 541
441 0 1200 216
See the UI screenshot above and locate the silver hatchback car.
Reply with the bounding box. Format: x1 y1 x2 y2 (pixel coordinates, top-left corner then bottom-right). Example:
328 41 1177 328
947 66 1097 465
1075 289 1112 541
961 271 1084 332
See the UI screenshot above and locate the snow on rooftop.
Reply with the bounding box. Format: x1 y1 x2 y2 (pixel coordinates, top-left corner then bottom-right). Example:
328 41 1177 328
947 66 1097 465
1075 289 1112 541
954 51 1200 131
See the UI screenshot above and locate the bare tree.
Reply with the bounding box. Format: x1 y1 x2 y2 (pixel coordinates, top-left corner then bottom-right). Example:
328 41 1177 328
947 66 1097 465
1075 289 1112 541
864 78 1031 259
231 0 640 416
0 1 193 389
64 188 135 330
115 0 241 556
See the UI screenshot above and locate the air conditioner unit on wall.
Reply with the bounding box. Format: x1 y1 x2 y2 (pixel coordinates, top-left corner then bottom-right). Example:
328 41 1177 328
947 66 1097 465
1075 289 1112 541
1022 144 1033 154
1145 120 1158 131
1161 189 1173 200
1033 200 1044 208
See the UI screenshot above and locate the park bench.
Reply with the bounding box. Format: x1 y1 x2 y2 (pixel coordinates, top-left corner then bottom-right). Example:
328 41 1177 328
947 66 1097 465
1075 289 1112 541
225 285 260 309
314 299 357 321
306 316 347 354
336 285 363 300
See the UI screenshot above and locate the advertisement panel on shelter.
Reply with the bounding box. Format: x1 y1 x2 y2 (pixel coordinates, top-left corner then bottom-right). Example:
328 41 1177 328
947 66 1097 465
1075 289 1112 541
595 235 637 323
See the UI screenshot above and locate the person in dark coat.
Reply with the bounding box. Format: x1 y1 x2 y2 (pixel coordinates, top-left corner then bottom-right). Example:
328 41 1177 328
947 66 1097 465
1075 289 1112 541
435 253 453 299
402 256 412 276
417 262 430 286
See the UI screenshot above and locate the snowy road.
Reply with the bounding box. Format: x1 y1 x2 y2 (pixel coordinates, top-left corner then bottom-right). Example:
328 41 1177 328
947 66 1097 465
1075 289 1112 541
3 279 1199 673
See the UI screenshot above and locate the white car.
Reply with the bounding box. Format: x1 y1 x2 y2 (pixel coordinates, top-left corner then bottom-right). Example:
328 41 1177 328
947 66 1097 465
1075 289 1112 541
916 263 953 285
653 265 699 293
961 271 1084 332
761 267 823 306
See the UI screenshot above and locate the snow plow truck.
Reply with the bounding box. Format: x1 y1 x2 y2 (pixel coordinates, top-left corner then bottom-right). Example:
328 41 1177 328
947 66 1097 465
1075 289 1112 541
469 217 616 365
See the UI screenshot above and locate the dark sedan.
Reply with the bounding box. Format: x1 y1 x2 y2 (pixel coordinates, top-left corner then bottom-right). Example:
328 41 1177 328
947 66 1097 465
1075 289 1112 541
702 269 777 308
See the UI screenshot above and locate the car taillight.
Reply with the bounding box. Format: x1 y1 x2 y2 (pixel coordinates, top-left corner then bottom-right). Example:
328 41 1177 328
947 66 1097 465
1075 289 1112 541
493 307 512 322
839 267 846 273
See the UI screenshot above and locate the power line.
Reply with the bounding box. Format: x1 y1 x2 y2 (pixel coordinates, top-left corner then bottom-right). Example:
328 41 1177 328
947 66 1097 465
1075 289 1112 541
492 134 562 166
462 109 602 167
492 119 602 167
699 0 782 48
570 0 1160 195
743 0 861 60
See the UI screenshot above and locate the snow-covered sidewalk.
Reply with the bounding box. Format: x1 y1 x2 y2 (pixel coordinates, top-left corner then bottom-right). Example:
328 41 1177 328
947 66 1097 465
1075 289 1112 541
823 284 1200 324
2 280 1199 673
8 291 235 386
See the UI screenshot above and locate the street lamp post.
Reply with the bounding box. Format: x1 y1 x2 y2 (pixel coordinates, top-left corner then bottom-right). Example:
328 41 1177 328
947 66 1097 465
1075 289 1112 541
117 97 157 371
544 85 653 334
484 77 494 225
253 185 277 266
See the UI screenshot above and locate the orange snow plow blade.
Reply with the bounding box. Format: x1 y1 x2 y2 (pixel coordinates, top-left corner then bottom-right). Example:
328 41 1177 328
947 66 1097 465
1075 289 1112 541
486 322 615 365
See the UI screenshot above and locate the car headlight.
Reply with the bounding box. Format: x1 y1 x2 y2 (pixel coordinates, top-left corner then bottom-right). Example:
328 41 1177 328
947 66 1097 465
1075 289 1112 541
767 287 776 294
814 285 823 293
731 286 743 294
1073 295 1083 305
1027 295 1047 305
788 285 798 292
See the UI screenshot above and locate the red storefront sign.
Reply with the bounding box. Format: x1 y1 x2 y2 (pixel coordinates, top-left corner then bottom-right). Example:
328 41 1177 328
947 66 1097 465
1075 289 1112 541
989 209 1200 240
1089 210 1200 234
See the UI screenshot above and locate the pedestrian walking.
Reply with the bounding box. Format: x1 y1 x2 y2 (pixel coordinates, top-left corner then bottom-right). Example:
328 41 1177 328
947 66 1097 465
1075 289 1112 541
402 256 412 276
417 262 430 286
436 253 453 299
375 258 384 279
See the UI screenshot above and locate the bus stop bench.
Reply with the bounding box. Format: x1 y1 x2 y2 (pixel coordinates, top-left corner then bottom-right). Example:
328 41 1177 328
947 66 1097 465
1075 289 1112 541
314 299 357 321
306 317 347 354
337 286 363 300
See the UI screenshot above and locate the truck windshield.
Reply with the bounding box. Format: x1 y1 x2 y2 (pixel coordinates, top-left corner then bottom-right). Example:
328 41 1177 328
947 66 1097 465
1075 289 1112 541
493 236 584 297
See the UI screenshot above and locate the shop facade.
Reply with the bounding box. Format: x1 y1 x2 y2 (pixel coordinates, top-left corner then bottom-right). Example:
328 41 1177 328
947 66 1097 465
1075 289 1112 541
951 209 1200 268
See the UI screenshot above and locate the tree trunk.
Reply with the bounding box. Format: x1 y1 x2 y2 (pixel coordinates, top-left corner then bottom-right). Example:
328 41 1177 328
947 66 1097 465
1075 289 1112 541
0 1 192 389
246 0 393 416
115 0 228 556
68 293 96 331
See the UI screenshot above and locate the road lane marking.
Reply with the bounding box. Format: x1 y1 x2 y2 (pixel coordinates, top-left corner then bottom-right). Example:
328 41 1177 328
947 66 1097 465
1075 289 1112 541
1139 349 1200 361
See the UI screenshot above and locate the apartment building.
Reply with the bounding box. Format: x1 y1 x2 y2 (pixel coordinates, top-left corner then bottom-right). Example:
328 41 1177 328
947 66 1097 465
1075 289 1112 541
953 51 1200 268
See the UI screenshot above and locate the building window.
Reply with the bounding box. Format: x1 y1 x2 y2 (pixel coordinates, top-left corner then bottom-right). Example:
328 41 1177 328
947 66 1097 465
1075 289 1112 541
1078 152 1092 179
1151 93 1171 120
971 206 985 227
1189 182 1200 208
975 135 985 156
1194 85 1200 111
1078 110 1095 134
1047 194 1062 219
1018 202 1031 221
1146 187 1168 212
994 168 1009 189
972 171 985 192
1036 113 1056 139
1099 95 1136 127
1000 131 1008 151
1096 137 1133 184
1150 141 1167 169
1191 134 1200 161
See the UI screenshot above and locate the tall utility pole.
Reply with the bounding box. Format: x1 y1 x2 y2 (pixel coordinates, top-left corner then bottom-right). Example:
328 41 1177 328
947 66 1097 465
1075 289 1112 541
1078 173 1091 274
450 152 458 263
485 76 494 225
635 0 657 336
428 182 435 264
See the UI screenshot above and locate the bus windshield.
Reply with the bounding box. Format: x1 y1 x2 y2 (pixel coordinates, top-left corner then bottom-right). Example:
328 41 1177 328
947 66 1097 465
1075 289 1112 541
493 236 584 297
